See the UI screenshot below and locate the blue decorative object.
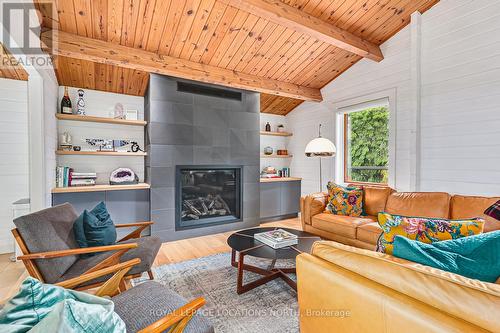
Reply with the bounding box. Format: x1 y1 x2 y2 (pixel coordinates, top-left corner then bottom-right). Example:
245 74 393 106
393 231 500 283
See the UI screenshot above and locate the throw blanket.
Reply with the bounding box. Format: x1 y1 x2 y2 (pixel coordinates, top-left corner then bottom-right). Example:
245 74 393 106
0 277 125 333
393 230 500 283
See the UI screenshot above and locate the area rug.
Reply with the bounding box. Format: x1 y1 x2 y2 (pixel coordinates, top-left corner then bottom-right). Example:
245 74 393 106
135 252 299 333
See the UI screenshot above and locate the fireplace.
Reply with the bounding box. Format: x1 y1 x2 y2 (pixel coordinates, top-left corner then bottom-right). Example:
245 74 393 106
175 165 242 230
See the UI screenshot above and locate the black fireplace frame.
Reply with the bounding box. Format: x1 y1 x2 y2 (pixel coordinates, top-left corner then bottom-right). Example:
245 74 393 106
175 165 243 231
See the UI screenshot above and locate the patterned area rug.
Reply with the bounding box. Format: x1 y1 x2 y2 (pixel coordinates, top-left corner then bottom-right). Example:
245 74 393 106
135 252 299 333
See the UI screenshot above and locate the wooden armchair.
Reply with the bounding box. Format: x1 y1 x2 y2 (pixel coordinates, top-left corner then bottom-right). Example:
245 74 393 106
12 203 162 290
58 259 213 333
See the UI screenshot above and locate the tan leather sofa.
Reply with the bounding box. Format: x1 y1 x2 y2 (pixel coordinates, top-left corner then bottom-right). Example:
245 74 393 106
300 186 500 250
297 241 500 332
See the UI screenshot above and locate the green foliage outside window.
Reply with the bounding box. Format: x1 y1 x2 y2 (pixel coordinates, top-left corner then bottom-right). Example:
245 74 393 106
346 106 389 183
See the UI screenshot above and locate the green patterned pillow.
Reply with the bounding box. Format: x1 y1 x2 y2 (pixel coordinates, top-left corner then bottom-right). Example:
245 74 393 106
326 182 363 217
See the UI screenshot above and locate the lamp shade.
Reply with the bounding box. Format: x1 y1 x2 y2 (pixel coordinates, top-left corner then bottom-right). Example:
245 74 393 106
305 137 336 157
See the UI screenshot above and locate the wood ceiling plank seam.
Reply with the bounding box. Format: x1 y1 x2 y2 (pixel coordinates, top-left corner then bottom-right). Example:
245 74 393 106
225 18 273 70
237 24 288 73
230 20 279 71
351 0 404 40
204 9 251 65
188 1 230 62
122 67 132 94
301 0 326 15
296 49 351 87
54 56 66 87
144 0 173 52
91 0 108 40
34 0 60 30
336 0 381 31
107 0 125 44
95 62 107 92
57 0 78 34
178 0 217 59
170 0 204 58
72 0 93 37
319 0 357 25
157 0 186 55
343 0 393 37
276 40 328 82
360 0 412 39
307 0 341 18
254 30 305 77
246 28 296 75
133 0 158 49
285 44 337 84
371 0 437 44
300 51 358 87
328 0 371 27
121 0 142 47
267 34 319 79
81 59 95 89
263 33 312 78
68 58 81 88
196 5 239 63
215 13 262 68
302 52 360 87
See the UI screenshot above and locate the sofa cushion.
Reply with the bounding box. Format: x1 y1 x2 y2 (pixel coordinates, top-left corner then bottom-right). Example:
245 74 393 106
357 222 382 245
385 192 451 218
326 182 364 217
13 203 79 284
112 281 214 333
451 195 500 232
363 186 394 216
377 212 485 254
312 213 375 239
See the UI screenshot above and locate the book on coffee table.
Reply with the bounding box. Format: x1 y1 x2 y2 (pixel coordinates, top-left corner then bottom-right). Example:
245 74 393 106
254 229 298 249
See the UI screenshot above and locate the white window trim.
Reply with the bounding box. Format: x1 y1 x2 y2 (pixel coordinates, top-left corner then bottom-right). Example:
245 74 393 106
332 89 397 188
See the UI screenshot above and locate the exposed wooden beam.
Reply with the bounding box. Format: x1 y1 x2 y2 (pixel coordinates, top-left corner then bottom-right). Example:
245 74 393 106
41 30 322 102
219 0 384 62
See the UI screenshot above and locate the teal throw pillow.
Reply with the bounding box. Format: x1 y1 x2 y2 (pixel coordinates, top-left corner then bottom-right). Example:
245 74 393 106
73 202 117 253
393 230 500 283
0 277 125 333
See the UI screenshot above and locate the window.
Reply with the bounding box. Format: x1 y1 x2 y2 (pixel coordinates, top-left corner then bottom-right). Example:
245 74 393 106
343 99 389 184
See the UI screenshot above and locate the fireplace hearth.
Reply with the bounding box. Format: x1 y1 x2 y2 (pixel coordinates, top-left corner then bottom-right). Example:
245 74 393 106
176 166 242 230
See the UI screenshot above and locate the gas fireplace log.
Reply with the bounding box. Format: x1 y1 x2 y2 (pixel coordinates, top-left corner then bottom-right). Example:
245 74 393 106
215 195 231 215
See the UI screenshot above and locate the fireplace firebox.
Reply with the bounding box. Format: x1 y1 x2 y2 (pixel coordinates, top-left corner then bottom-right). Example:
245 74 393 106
175 165 242 230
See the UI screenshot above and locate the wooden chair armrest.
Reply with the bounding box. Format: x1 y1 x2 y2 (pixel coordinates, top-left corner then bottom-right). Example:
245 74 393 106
56 258 141 290
116 221 154 242
115 221 154 228
138 297 206 333
17 243 138 260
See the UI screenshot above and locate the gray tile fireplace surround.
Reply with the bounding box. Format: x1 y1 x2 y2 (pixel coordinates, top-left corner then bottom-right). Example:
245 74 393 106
145 75 260 241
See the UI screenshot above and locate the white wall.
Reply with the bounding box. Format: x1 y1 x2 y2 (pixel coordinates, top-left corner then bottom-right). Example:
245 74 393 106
287 0 500 197
57 87 145 184
0 78 29 252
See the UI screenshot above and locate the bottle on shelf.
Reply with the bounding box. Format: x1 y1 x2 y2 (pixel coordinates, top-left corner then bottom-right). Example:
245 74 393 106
61 86 73 114
265 122 271 132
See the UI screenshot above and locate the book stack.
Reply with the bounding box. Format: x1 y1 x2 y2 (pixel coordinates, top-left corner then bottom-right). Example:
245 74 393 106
254 229 298 249
56 167 97 187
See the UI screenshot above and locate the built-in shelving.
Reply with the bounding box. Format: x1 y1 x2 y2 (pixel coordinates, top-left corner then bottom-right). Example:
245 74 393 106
51 183 151 194
260 154 293 158
56 150 147 156
260 131 292 137
56 113 147 126
260 177 302 183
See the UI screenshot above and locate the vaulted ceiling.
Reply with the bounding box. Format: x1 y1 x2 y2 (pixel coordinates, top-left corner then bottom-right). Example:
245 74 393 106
5 0 439 114
0 44 28 81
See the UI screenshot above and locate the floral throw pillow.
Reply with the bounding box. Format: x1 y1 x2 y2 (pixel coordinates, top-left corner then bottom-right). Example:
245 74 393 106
326 182 363 217
376 212 485 254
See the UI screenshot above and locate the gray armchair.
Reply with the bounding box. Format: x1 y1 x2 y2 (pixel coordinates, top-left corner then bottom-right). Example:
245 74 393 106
12 203 161 290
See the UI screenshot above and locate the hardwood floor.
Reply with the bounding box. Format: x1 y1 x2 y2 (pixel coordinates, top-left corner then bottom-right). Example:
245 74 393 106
0 217 301 303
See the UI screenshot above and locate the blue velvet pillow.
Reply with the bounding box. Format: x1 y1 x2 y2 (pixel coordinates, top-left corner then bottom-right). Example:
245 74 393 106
393 231 500 283
73 202 117 253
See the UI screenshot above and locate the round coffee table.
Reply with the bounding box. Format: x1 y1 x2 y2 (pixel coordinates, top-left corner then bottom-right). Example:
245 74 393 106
227 227 321 294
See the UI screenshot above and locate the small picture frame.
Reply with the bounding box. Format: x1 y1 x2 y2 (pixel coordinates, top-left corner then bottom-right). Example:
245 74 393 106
125 109 138 120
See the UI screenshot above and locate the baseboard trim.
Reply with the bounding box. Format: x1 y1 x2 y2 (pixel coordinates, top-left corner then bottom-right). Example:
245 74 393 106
260 213 298 223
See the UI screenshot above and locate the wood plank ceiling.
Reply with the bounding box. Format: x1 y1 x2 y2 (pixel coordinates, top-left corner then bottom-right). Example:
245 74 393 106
34 0 438 115
0 44 28 81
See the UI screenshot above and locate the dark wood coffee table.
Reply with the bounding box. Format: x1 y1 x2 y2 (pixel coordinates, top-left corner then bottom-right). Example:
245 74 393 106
227 227 321 294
